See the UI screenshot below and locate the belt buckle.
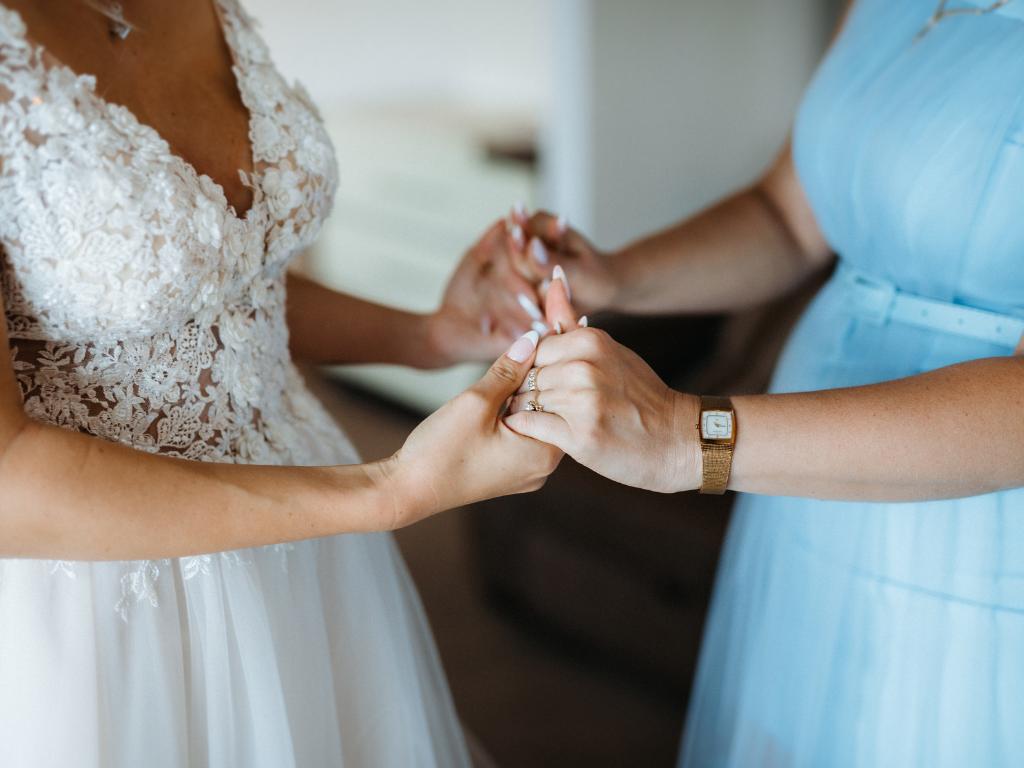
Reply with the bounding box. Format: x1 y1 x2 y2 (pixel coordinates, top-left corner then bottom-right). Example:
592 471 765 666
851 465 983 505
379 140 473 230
848 271 897 325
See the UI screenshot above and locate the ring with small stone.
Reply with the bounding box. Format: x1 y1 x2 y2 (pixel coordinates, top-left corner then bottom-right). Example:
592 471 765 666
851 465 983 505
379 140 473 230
525 399 545 413
526 368 540 392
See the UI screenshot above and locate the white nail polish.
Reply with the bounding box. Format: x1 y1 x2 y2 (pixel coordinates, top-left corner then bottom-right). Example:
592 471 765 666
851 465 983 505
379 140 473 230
552 264 572 301
531 239 549 265
540 279 551 296
507 330 540 363
556 214 569 235
531 320 550 336
578 316 588 328
517 293 544 321
513 201 528 221
511 224 525 249
555 321 563 335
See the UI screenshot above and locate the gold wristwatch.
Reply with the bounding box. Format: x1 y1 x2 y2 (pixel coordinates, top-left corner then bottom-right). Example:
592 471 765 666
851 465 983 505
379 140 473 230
698 396 736 495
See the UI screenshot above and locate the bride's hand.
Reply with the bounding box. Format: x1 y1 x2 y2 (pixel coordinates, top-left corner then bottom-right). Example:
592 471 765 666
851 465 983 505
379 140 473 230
428 219 549 365
504 326 701 494
387 330 563 527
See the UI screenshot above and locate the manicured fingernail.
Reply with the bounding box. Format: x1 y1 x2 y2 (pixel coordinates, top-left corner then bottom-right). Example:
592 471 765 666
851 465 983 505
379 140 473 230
531 320 550 335
517 292 544 321
530 238 549 265
512 201 528 221
540 279 551 296
552 264 572 301
510 224 525 250
578 315 588 328
556 214 569 235
555 321 564 335
506 330 540 363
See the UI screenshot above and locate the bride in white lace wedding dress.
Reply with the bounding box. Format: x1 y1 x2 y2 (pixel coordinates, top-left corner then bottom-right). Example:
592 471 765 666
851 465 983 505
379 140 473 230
0 1 558 765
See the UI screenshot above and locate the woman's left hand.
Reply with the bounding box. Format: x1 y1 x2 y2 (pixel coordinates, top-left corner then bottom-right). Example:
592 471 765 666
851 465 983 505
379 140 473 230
504 327 702 493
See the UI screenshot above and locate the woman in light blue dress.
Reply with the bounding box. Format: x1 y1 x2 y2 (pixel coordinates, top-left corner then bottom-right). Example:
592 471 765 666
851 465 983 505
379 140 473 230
502 1 1024 764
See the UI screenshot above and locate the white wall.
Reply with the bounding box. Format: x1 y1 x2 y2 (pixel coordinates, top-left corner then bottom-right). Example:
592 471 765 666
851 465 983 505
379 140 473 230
242 0 553 115
245 0 840 252
544 0 840 249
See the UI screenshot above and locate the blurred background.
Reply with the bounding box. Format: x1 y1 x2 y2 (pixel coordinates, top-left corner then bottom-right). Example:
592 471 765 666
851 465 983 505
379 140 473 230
247 1 843 765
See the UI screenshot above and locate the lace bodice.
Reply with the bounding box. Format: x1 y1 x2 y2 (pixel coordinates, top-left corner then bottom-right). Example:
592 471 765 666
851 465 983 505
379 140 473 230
0 0 339 465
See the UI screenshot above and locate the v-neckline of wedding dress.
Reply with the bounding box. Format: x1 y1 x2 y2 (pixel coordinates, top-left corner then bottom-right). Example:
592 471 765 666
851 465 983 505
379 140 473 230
0 0 262 224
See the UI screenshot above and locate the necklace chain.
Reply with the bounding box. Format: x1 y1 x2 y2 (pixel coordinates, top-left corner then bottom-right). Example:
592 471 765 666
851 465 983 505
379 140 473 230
917 0 1012 40
80 0 136 40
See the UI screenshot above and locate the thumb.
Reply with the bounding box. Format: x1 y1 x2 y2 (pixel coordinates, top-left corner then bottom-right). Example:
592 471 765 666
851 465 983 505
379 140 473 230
470 330 540 404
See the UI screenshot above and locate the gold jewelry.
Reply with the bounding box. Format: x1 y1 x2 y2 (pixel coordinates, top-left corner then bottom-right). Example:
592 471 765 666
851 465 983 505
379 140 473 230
697 395 736 495
525 400 545 413
526 368 540 392
81 0 137 40
917 0 1010 40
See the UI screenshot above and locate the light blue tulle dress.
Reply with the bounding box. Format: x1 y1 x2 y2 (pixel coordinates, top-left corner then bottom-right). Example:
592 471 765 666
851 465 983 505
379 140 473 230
680 1 1024 766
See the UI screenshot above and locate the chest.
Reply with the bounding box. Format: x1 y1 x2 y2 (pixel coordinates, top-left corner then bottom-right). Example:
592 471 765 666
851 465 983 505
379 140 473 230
3 0 254 215
793 0 1024 304
0 1 339 345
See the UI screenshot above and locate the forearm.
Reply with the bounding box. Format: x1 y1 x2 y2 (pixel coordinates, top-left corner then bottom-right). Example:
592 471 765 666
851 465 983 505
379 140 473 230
0 420 409 561
285 272 440 368
608 185 819 315
725 356 1024 501
607 148 832 315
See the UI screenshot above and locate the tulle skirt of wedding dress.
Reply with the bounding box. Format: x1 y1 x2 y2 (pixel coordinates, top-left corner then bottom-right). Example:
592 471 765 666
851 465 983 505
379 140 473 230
0 392 471 768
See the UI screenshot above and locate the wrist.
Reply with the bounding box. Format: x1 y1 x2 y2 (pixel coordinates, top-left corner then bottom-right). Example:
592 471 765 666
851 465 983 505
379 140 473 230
666 390 702 493
418 312 455 369
363 454 433 531
602 247 631 312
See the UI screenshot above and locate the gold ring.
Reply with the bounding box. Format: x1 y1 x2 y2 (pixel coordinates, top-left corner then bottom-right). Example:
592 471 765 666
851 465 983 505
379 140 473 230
526 368 540 392
525 399 545 413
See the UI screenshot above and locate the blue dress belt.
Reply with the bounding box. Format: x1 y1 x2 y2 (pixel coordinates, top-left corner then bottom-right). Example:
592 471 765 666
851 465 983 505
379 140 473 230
838 265 1024 350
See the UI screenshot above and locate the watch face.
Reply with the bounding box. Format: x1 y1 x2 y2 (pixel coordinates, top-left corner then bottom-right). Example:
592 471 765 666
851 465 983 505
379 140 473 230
701 410 734 440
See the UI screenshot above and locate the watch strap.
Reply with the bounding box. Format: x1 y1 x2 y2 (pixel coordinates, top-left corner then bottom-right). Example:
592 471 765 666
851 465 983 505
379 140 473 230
700 443 733 495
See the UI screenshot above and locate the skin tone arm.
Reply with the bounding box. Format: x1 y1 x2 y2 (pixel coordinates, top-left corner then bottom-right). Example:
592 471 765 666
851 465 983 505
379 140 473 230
286 272 449 369
507 272 1024 504
607 146 832 314
0 291 558 560
287 220 549 368
513 144 833 316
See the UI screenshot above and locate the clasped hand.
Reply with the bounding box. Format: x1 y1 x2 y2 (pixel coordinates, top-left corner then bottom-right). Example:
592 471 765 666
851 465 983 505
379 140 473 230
504 259 702 494
398 208 702 527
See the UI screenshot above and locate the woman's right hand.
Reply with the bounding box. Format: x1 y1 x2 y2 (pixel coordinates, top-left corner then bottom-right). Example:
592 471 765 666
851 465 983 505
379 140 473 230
512 210 619 314
385 330 563 528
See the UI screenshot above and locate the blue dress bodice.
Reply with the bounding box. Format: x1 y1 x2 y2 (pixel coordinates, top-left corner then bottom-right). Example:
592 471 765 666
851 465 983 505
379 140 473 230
795 0 1024 312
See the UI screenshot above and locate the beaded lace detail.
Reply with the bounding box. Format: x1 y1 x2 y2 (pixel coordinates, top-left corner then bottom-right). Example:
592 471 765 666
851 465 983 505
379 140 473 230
0 1 344 618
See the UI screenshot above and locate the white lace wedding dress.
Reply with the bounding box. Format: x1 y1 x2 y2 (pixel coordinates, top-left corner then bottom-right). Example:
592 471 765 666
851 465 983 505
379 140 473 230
0 2 471 766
